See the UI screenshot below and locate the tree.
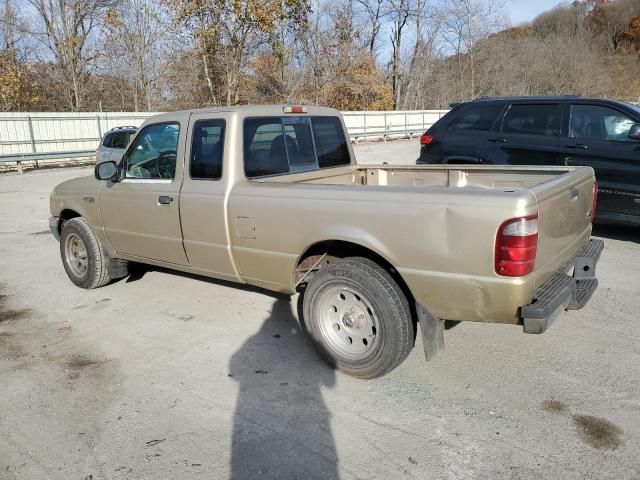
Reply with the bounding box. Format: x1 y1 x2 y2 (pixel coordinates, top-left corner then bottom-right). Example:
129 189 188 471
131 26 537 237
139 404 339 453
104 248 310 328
103 0 169 111
169 0 309 106
441 0 506 100
0 49 41 110
26 0 115 110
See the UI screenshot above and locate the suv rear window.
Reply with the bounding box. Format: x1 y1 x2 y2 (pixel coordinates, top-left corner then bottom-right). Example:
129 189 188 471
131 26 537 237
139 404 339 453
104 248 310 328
450 105 503 131
244 116 350 178
102 133 114 147
111 131 133 149
501 104 560 136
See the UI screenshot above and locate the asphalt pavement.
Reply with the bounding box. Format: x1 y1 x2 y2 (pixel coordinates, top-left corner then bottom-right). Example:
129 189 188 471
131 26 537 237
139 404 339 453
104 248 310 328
0 139 638 479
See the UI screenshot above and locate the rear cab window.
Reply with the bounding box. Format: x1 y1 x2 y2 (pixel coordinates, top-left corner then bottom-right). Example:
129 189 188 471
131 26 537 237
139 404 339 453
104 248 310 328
501 104 561 136
449 105 503 131
244 116 350 178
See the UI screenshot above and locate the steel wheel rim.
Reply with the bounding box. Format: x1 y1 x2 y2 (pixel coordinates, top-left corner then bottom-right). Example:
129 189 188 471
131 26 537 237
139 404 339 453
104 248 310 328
314 284 380 360
64 233 88 278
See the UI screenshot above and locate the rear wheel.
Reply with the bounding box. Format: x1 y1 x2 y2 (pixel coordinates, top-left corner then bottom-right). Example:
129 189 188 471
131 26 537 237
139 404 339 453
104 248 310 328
303 257 414 379
60 218 111 289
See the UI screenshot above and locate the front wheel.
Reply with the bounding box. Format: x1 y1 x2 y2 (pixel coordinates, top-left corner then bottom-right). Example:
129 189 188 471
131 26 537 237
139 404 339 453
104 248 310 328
60 218 111 289
302 257 414 379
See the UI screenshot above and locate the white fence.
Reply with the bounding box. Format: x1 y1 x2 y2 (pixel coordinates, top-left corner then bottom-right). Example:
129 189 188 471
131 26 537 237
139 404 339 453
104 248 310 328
0 111 158 157
0 109 448 162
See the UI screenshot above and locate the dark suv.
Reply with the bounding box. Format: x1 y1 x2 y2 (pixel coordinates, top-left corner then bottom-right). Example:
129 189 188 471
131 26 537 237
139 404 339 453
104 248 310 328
417 96 640 226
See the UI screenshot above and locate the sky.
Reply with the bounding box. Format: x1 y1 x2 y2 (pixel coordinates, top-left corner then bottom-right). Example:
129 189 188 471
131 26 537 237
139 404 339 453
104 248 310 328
508 0 567 25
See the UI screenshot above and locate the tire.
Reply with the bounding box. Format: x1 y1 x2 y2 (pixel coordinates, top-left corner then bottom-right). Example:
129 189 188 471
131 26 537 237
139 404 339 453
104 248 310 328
60 217 111 289
302 257 414 379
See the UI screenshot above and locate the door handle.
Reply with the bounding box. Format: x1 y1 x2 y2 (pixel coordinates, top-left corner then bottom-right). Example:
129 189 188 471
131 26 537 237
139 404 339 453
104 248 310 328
158 195 173 205
565 144 589 150
488 138 506 143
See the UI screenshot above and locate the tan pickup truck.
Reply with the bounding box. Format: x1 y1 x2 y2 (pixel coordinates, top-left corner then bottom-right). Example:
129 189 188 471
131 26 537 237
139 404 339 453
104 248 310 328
49 105 603 378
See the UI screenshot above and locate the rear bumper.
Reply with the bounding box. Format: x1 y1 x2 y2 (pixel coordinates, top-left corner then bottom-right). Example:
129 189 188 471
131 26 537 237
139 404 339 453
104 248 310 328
520 239 604 334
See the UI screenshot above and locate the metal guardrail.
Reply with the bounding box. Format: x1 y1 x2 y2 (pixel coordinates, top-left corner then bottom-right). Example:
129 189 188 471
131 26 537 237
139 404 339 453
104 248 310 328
342 111 446 141
0 150 95 163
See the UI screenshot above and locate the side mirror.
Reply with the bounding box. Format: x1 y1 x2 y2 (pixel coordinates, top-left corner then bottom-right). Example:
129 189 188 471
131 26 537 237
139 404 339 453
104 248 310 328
629 124 640 141
95 161 119 181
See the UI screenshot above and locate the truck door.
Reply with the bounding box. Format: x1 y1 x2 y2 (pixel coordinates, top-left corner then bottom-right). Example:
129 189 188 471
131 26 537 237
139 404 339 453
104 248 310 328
479 103 562 165
178 113 239 281
563 103 640 220
99 120 189 265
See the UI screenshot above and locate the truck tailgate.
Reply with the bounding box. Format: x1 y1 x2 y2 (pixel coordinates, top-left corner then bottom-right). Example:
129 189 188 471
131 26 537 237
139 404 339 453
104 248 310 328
532 168 596 288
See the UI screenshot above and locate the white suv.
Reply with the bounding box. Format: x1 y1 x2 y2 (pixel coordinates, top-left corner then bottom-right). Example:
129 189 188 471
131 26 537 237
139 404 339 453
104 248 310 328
96 126 138 164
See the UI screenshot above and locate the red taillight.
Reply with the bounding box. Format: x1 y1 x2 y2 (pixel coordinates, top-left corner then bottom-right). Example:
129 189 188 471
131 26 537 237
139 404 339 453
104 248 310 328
495 214 538 277
420 133 433 145
590 181 598 223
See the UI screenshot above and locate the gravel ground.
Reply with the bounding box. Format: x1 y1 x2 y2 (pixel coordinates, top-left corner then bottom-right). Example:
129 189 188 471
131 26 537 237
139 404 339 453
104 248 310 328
0 140 639 480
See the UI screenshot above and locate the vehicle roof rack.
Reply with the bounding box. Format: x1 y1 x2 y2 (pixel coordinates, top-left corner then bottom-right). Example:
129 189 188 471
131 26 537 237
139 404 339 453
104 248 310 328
108 125 138 131
472 95 582 102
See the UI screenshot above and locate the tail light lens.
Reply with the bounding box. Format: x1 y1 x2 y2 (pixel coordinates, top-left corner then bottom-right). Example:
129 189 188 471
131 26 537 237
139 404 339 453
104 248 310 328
590 181 598 223
420 133 433 145
495 214 538 277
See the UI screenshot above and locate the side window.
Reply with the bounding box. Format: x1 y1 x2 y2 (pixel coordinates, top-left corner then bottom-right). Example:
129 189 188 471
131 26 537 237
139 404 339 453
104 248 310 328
450 105 503 131
102 133 113 147
111 132 130 149
124 122 179 180
502 104 560 136
244 116 351 178
570 104 636 141
311 117 350 168
190 119 225 180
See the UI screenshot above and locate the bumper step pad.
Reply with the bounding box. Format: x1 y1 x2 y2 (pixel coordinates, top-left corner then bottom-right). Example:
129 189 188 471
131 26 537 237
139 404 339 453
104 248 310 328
521 239 604 334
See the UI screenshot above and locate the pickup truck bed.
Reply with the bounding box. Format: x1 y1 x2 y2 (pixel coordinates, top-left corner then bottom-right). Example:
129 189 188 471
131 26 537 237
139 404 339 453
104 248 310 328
236 163 595 323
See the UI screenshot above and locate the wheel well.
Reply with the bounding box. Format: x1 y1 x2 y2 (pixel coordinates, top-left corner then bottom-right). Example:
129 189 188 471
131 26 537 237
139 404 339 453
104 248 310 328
295 240 417 329
58 209 81 232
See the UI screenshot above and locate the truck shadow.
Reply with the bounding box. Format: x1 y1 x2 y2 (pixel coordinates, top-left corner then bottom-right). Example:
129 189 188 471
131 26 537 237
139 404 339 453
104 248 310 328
228 296 339 479
592 223 640 245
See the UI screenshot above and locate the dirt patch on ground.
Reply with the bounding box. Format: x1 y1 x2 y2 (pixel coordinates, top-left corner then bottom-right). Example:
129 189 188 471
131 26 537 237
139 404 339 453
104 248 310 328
0 293 30 324
572 414 624 450
64 354 105 380
542 400 569 414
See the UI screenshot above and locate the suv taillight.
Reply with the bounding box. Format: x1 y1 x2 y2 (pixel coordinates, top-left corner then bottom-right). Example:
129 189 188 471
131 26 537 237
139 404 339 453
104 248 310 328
420 133 433 145
590 181 598 223
495 214 538 277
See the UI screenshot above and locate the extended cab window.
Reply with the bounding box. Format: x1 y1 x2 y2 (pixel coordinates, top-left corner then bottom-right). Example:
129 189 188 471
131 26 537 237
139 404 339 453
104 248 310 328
311 117 350 168
124 122 179 180
191 119 225 180
450 105 502 131
244 116 350 178
502 104 560 136
570 104 636 141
